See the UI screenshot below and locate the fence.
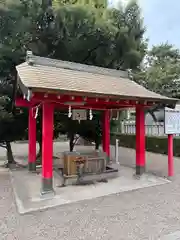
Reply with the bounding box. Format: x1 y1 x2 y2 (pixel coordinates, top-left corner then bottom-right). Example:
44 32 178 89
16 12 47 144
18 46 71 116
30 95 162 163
120 121 165 136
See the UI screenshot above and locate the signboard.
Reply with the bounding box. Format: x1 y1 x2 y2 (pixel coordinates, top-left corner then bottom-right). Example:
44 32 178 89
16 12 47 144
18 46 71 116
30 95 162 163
164 107 180 134
72 109 87 121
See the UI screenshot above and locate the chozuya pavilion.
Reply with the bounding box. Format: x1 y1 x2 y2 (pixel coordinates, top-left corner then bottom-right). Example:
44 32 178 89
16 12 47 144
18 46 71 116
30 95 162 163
15 51 177 195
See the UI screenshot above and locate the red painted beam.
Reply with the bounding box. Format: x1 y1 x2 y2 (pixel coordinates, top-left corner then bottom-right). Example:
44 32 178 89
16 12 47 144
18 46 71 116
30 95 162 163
53 103 129 110
15 98 132 110
31 92 154 108
15 98 33 107
15 92 155 110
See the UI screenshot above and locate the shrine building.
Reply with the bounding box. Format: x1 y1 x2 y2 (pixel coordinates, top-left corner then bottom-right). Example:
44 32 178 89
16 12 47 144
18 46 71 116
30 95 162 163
15 51 178 195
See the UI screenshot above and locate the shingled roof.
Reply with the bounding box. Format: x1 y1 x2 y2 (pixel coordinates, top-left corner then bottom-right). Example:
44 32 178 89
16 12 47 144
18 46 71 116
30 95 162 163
16 52 177 104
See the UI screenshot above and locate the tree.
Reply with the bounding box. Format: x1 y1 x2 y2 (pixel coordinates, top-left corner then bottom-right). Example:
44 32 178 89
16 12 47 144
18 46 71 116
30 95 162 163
49 1 146 150
0 0 50 164
53 0 107 9
0 3 29 165
133 43 180 121
0 77 28 165
105 0 147 70
0 0 147 160
134 43 180 98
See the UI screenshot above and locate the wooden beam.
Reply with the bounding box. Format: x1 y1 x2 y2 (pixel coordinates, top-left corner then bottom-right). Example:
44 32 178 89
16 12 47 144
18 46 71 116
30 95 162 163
15 98 130 110
15 98 33 107
31 92 154 108
15 92 156 110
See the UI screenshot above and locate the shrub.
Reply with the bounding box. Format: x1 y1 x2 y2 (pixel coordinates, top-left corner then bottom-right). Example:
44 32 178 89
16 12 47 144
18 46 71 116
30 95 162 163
111 134 180 157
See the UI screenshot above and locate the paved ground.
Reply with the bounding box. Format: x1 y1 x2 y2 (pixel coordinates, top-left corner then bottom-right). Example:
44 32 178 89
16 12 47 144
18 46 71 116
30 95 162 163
11 165 170 214
1 143 180 239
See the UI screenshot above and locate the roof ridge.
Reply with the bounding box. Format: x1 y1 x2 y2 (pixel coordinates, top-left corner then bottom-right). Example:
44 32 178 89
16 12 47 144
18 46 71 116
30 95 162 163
25 51 129 79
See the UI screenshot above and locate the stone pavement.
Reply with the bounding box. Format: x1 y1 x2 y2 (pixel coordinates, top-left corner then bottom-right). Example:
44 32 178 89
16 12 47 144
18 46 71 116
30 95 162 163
1 142 180 239
160 231 180 240
11 165 170 214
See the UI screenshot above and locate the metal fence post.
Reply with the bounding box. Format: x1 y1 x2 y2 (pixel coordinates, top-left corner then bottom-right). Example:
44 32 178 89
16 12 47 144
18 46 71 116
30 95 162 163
115 139 119 164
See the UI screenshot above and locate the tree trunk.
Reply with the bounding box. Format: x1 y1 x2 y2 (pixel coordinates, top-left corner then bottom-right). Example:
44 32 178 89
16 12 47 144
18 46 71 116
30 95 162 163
69 133 75 152
95 139 100 150
6 141 16 165
36 140 42 159
95 120 100 150
36 139 42 165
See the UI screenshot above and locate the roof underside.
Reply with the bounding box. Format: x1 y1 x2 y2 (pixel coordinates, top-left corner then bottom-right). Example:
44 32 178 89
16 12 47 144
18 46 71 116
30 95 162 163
16 53 177 103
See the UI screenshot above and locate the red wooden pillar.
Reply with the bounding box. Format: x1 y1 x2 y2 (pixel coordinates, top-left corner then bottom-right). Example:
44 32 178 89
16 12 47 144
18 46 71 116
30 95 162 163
28 107 36 172
168 134 174 177
136 106 145 175
102 110 110 160
41 103 54 194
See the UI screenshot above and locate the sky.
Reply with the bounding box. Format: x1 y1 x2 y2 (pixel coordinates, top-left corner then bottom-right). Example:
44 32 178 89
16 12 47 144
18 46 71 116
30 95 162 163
139 0 180 48
113 0 180 49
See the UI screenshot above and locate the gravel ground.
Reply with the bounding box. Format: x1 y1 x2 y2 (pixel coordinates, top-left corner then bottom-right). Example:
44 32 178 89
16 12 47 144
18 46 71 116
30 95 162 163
1 143 180 240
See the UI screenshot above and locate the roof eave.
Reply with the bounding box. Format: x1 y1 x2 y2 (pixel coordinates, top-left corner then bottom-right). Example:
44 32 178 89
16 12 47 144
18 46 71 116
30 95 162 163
29 87 178 104
17 75 33 101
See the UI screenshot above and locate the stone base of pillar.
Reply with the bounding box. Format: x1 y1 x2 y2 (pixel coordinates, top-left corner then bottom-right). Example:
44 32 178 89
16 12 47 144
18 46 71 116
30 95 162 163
136 165 145 175
41 178 54 195
28 162 36 172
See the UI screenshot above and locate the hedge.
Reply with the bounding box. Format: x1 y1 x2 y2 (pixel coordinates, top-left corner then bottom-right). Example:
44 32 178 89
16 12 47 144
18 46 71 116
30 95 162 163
111 133 180 157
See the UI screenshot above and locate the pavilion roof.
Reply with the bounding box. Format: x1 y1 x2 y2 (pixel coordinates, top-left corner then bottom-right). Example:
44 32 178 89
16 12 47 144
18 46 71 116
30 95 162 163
16 52 177 104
